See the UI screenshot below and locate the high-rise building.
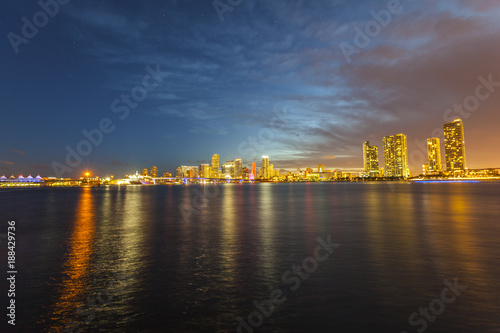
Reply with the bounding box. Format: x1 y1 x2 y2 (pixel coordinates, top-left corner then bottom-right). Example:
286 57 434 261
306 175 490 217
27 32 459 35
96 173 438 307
251 162 256 177
363 141 379 177
262 156 270 180
444 119 466 172
426 138 442 174
383 134 410 178
318 164 325 173
177 166 198 178
199 164 211 178
234 158 243 179
269 164 275 178
142 168 148 177
211 154 220 179
150 166 158 178
221 161 235 178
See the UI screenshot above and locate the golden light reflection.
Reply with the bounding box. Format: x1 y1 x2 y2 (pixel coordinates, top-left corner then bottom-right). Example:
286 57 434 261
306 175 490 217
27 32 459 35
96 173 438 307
220 185 237 277
430 186 484 283
49 188 95 331
257 184 277 279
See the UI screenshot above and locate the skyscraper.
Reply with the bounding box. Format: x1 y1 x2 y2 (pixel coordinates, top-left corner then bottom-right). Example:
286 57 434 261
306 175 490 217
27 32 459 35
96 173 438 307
318 164 325 173
444 119 466 172
222 161 235 178
383 134 410 178
363 141 379 177
199 164 211 178
262 156 270 180
142 168 148 177
211 154 220 179
426 138 442 174
251 162 256 177
234 158 243 179
150 166 158 178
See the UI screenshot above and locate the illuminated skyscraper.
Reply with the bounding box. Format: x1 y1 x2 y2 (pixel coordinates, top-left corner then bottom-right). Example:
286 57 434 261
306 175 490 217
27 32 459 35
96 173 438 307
199 164 211 178
426 138 442 174
150 166 158 178
444 119 466 172
363 141 379 177
211 154 220 179
383 134 410 178
251 162 256 177
142 168 148 177
222 161 234 178
179 166 198 178
262 156 270 180
234 158 243 179
318 164 325 173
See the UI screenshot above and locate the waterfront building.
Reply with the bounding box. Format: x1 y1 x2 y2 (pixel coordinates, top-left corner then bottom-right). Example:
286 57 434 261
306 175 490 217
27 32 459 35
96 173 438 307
211 154 220 179
251 162 256 177
444 119 466 173
177 166 199 178
383 134 410 178
363 141 380 177
199 164 211 178
222 161 235 178
426 138 442 174
318 164 325 173
234 158 243 179
151 166 158 178
262 156 270 180
142 168 148 176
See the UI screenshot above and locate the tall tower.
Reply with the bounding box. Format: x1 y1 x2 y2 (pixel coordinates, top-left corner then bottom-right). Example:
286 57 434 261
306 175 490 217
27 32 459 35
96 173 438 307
142 168 148 177
234 158 243 179
444 119 466 172
383 134 410 178
251 162 256 177
150 166 158 178
426 138 442 174
318 164 325 173
262 156 270 180
211 154 220 179
363 141 379 177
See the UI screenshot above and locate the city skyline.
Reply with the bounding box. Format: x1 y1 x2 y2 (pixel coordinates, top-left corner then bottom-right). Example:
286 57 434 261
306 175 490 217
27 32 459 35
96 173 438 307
1 117 497 179
1 1 500 178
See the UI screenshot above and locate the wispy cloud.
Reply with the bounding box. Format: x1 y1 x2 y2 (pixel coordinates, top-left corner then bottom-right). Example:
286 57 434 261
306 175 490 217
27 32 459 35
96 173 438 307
9 149 25 156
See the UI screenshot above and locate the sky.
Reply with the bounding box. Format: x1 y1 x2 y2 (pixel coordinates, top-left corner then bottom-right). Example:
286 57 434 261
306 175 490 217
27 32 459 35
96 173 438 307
1 0 499 178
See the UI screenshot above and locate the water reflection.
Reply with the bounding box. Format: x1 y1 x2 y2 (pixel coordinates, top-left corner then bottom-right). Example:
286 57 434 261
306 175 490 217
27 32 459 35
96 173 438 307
48 187 95 332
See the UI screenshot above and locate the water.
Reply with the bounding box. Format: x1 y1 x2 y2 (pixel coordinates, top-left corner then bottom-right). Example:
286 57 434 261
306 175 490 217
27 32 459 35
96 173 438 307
1 182 500 332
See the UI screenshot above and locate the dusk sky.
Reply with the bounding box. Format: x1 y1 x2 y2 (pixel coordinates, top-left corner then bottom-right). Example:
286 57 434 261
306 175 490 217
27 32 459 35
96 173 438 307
1 0 499 178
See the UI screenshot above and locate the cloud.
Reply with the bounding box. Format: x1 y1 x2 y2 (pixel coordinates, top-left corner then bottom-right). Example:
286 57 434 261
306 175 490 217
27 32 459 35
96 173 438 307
0 160 14 165
321 155 337 160
9 149 25 156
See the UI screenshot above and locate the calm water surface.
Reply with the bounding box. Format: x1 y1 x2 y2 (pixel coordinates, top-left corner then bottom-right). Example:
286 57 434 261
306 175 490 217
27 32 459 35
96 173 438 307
1 182 500 332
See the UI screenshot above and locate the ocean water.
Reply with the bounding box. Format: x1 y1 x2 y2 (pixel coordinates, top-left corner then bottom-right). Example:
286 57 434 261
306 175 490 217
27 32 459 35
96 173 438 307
1 182 500 332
